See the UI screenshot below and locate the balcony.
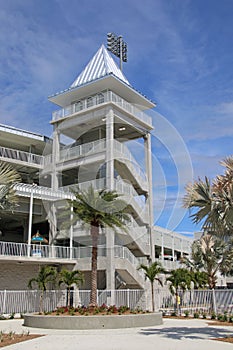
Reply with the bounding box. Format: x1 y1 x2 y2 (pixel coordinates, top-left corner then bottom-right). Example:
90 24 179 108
0 241 143 273
52 90 152 127
58 138 148 195
0 146 44 168
0 241 77 261
61 177 148 224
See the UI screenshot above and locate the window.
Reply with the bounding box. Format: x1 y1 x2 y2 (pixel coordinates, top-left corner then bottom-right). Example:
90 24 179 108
96 93 104 104
87 97 93 108
75 101 83 112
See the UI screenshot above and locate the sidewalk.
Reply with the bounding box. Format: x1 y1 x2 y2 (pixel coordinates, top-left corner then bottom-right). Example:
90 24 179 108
1 318 233 349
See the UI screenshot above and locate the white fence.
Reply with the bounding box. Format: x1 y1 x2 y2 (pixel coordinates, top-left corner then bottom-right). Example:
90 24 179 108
156 289 233 315
0 289 145 314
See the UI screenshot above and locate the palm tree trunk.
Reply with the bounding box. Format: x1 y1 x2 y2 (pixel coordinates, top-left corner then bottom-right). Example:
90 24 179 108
90 223 99 306
151 282 155 312
68 288 70 308
39 291 43 314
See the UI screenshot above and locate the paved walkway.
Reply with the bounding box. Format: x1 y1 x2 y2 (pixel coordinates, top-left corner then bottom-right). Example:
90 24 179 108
0 318 233 349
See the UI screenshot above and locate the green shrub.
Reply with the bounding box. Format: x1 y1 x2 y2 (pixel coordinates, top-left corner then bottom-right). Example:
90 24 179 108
211 312 216 320
193 312 199 318
184 310 189 317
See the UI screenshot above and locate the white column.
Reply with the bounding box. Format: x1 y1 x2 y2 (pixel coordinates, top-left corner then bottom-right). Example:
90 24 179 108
161 233 164 261
70 205 73 259
105 108 115 298
106 109 114 190
144 132 154 261
52 124 60 191
27 190 34 257
172 233 175 261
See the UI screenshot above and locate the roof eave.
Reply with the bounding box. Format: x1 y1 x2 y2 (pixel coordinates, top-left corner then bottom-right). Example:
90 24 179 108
48 74 156 110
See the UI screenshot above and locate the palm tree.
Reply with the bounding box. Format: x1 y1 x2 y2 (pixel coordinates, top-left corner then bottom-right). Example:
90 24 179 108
58 269 84 307
67 186 130 306
0 161 21 211
166 268 192 311
183 156 233 236
184 234 233 289
189 270 208 289
138 262 165 312
28 265 57 313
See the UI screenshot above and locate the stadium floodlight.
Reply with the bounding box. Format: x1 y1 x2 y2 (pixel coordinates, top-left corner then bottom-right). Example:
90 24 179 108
107 33 127 71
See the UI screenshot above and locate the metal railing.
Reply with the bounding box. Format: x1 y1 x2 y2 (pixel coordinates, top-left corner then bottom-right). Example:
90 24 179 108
0 145 43 167
52 90 152 127
0 289 145 314
58 138 147 192
0 241 76 260
60 139 106 162
155 288 233 315
0 241 143 271
61 177 146 210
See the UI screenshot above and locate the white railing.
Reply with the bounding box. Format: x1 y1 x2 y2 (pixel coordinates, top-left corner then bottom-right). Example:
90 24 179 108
52 90 152 127
61 178 145 209
0 241 143 270
156 288 233 315
61 178 147 223
59 139 106 162
0 145 43 167
0 241 77 260
155 258 182 271
0 289 145 314
113 140 147 183
114 246 144 278
58 138 147 192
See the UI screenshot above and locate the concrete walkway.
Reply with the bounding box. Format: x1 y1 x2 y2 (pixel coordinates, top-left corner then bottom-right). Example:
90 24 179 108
0 318 233 349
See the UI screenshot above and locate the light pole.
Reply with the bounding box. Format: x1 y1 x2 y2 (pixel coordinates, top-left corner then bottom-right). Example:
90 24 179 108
107 33 127 71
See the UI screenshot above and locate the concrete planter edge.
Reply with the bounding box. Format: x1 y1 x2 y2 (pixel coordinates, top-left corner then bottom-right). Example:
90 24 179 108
23 312 163 329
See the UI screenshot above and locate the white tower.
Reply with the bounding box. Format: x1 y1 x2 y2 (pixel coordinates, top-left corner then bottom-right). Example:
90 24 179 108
48 45 155 292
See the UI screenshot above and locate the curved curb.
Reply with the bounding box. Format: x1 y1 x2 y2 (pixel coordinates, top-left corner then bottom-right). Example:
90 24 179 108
23 312 163 329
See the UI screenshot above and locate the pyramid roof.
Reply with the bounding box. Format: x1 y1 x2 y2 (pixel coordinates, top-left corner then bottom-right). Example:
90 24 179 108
70 44 130 88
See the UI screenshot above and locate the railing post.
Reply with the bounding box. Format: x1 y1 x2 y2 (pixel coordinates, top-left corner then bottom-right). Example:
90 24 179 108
212 288 217 314
2 290 7 314
27 190 34 257
127 289 130 308
69 205 73 260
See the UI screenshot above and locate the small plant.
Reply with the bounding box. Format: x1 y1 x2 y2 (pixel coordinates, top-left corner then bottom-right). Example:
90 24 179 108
0 331 3 343
68 308 75 316
211 312 216 320
9 312 15 319
223 311 228 322
193 312 199 318
171 311 177 317
217 313 224 321
8 331 15 340
184 310 189 317
228 315 233 323
202 312 207 319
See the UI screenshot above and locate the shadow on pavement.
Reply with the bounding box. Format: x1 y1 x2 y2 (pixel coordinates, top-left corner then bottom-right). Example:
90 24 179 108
139 326 233 340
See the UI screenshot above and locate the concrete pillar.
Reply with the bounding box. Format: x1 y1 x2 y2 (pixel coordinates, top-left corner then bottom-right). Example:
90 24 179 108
27 190 34 257
105 109 115 301
161 233 164 260
106 109 114 190
52 124 60 191
144 133 154 261
70 205 73 259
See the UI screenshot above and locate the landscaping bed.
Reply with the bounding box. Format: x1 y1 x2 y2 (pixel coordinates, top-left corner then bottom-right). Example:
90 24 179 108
24 305 163 329
0 332 43 348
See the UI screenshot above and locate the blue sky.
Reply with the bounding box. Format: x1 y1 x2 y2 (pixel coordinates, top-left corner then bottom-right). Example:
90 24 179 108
0 0 233 236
